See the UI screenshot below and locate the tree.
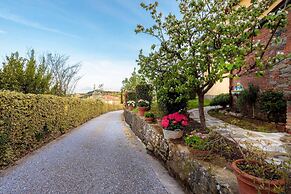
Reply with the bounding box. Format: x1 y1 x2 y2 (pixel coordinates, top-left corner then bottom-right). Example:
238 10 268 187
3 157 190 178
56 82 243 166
0 50 51 94
0 52 25 92
121 68 145 91
45 53 81 96
136 0 290 130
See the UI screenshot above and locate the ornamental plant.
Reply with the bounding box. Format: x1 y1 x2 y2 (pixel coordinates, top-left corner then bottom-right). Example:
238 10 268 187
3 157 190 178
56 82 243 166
137 99 149 107
126 100 136 107
184 134 208 150
161 112 189 131
145 112 155 118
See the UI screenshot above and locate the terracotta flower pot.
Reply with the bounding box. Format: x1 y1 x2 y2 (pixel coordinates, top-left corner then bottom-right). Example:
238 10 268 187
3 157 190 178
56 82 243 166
145 117 154 123
128 105 134 111
231 159 285 194
190 149 210 157
138 106 147 116
163 129 183 140
156 118 162 125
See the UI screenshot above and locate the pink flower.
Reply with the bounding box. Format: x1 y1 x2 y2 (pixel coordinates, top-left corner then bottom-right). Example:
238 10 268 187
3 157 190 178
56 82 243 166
181 120 188 126
168 113 175 120
161 117 169 128
173 120 177 124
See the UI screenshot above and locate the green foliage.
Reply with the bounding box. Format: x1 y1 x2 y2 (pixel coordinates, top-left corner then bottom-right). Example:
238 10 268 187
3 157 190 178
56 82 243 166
0 50 52 94
136 0 289 129
210 94 230 108
184 135 208 150
0 91 121 168
144 112 155 118
259 91 286 123
187 98 211 110
157 89 189 115
125 91 137 103
122 68 145 91
237 84 260 117
135 84 153 106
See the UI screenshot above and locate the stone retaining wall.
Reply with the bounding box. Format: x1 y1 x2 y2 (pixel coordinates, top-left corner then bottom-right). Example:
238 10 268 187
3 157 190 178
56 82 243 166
124 110 238 194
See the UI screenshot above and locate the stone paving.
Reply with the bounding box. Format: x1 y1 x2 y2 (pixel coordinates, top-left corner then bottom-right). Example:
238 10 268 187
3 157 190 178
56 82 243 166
188 107 291 161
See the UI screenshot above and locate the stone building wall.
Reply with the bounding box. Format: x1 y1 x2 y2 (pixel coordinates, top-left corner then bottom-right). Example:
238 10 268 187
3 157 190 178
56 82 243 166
232 9 291 131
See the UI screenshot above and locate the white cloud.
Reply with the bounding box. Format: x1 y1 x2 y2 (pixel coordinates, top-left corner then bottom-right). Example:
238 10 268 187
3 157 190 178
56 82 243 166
0 11 78 38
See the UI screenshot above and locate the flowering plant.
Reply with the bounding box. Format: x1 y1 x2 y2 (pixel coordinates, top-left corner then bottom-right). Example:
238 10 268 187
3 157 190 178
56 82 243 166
127 100 136 107
184 134 208 150
161 112 188 131
137 99 149 107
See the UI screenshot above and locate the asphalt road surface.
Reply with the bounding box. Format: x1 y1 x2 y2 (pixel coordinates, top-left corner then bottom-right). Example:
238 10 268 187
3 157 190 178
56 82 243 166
0 111 184 194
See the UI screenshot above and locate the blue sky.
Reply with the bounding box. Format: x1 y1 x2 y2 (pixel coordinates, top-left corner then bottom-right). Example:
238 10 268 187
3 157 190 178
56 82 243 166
0 0 178 92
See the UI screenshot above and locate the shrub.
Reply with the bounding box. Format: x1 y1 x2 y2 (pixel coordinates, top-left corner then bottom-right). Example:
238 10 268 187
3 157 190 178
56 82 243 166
237 84 260 118
124 91 137 105
0 91 121 168
144 112 155 118
135 84 153 106
210 93 230 108
157 89 189 115
259 91 286 123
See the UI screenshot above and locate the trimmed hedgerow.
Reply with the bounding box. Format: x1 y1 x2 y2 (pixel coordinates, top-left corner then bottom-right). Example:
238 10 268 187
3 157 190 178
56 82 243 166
0 91 121 168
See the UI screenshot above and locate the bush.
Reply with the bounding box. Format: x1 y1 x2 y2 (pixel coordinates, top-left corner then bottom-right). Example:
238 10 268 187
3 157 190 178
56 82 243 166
124 91 137 105
259 91 286 123
237 84 260 117
210 93 230 108
0 91 121 168
135 84 153 106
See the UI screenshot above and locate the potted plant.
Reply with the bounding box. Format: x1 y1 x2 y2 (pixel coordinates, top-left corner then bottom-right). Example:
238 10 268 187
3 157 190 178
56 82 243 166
144 112 155 123
126 100 135 111
184 132 210 157
231 143 287 194
161 112 188 140
137 99 149 116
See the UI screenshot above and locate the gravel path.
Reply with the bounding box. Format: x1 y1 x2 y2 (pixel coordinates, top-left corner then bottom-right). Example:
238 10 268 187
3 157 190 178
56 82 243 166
0 111 184 194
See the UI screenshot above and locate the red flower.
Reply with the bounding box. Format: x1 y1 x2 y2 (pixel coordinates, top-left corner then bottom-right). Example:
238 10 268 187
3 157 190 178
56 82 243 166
161 117 169 128
181 120 188 126
173 120 177 124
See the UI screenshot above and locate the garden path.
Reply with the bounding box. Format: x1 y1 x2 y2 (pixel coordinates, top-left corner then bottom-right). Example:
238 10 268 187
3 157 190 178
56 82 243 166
0 111 184 194
188 107 291 162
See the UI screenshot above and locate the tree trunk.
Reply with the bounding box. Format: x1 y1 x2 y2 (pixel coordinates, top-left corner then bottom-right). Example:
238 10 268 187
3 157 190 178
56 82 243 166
252 104 255 118
229 71 234 110
198 93 206 130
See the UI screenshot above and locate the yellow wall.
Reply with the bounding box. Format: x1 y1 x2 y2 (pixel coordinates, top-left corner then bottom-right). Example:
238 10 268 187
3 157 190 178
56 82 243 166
240 0 282 17
206 78 229 96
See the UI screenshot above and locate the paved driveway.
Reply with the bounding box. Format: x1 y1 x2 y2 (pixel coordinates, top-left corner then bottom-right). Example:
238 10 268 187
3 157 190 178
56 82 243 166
0 111 184 194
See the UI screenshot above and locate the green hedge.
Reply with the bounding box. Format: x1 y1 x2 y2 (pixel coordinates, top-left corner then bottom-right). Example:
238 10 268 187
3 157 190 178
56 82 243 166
0 91 121 168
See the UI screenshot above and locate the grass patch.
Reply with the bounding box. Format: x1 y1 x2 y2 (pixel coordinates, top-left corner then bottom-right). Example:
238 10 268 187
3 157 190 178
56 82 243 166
208 109 285 133
187 98 211 110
